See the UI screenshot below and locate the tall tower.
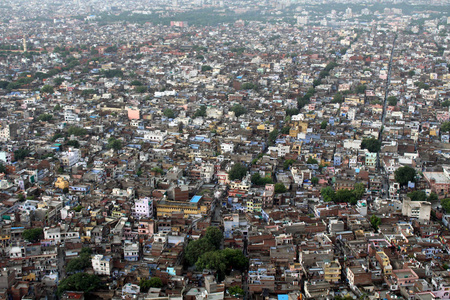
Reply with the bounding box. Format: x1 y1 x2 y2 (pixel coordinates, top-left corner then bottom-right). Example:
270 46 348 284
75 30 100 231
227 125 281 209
23 36 27 53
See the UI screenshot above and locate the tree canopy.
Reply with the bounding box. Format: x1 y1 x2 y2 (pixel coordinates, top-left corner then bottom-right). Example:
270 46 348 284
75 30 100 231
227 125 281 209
274 183 287 193
22 228 43 242
387 96 398 106
185 226 223 266
14 148 30 161
394 166 416 186
231 104 246 117
228 163 248 181
251 173 273 186
196 248 248 280
140 277 163 292
57 273 100 296
65 247 92 273
361 137 381 153
370 215 381 232
441 198 450 213
194 105 207 118
107 137 122 151
205 226 223 250
407 190 427 202
163 108 175 119
41 85 54 94
441 122 450 133
67 126 87 136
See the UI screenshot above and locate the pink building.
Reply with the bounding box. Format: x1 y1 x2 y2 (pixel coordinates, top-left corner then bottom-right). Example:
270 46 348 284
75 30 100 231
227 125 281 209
392 269 419 288
127 108 140 120
138 219 155 238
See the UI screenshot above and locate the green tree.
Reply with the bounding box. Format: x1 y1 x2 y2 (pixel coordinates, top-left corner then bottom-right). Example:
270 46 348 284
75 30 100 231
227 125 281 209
251 173 273 186
0 163 6 174
196 250 227 275
370 215 381 232
231 104 246 117
221 248 249 271
353 183 365 200
361 137 381 153
107 137 122 151
130 80 143 86
185 238 216 266
286 108 299 116
332 92 343 103
22 228 43 242
14 148 30 161
163 108 175 118
441 198 450 213
194 105 207 118
37 113 53 122
321 186 336 202
66 140 80 148
283 159 296 170
442 100 450 107
41 85 54 94
135 86 147 93
335 189 357 204
65 247 92 273
428 192 438 202
67 126 87 136
268 129 279 146
57 273 100 296
228 163 248 181
407 190 427 201
387 96 398 106
355 84 367 94
274 183 287 193
408 70 415 77
228 286 244 296
394 166 416 186
311 177 319 186
151 167 163 174
201 65 212 72
205 226 223 250
441 122 450 133
307 157 318 165
414 81 429 90
54 77 64 86
140 277 163 292
280 126 290 135
241 82 257 90
320 120 327 129
54 104 61 111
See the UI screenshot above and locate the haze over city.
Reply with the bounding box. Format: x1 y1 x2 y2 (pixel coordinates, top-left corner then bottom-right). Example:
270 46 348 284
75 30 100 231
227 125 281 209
0 0 448 299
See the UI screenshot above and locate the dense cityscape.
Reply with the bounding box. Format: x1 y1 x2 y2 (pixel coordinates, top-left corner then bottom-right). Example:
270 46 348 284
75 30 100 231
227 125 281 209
0 0 449 299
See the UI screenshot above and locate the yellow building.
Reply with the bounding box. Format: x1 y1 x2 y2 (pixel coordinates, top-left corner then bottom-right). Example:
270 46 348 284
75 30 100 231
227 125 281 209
376 251 393 275
323 259 341 283
156 200 208 218
54 177 69 190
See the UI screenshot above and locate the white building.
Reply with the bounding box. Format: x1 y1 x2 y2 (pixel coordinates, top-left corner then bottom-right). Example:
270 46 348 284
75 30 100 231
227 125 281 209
124 242 140 261
144 130 167 143
92 254 112 275
220 143 234 153
402 198 431 223
133 197 153 218
200 163 215 183
60 148 81 167
268 144 290 157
